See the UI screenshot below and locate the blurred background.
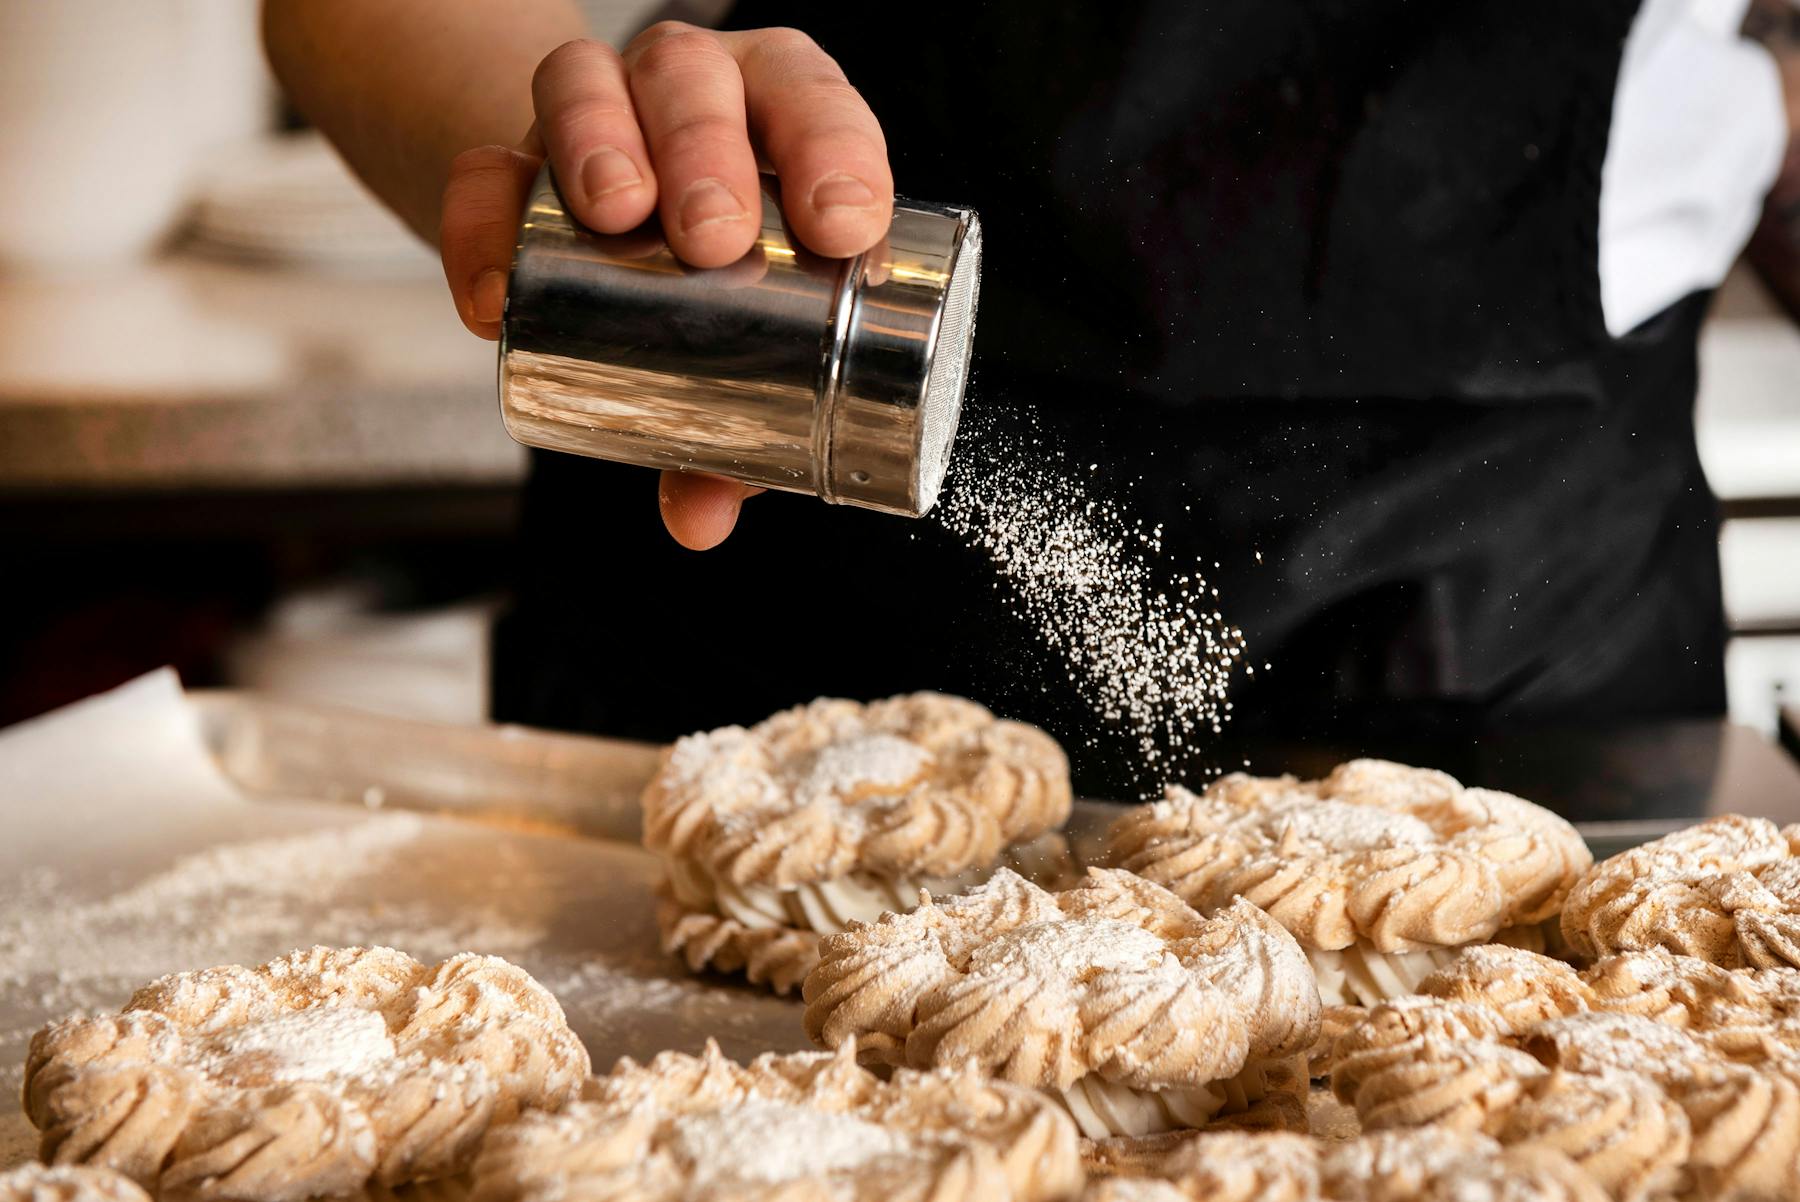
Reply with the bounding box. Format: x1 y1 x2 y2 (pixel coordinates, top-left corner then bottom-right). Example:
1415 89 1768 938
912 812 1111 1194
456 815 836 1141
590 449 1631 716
0 1 1796 753
0 1 656 732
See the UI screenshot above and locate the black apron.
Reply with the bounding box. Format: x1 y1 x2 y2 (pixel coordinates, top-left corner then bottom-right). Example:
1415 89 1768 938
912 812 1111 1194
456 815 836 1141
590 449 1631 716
493 0 1727 799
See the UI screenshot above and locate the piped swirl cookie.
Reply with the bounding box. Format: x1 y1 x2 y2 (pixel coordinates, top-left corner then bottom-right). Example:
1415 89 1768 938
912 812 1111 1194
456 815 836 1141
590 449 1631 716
468 1039 1082 1202
1562 814 1800 969
1330 943 1800 1201
644 693 1074 994
23 946 589 1202
1105 759 1591 1009
1082 1128 1606 1202
802 867 1320 1142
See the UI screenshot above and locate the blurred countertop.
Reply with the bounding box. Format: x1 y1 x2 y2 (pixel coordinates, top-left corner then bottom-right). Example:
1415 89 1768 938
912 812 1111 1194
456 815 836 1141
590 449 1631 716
0 253 1791 498
0 254 523 491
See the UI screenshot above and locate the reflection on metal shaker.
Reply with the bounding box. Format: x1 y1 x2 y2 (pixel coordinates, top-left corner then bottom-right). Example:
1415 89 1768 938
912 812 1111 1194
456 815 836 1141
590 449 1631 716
499 165 981 516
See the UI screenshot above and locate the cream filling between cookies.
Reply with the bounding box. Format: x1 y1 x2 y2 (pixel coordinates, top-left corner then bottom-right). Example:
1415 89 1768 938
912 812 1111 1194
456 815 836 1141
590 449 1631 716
1306 920 1560 1008
1306 942 1464 1008
666 835 1072 936
684 862 945 935
1049 1056 1294 1141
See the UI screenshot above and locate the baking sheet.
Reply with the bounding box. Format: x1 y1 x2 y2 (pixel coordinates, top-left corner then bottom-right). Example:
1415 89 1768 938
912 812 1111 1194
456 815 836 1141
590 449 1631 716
0 671 1710 1172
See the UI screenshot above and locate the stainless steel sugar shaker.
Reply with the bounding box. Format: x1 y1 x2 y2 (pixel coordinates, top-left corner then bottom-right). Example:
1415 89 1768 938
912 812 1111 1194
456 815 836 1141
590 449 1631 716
499 165 981 516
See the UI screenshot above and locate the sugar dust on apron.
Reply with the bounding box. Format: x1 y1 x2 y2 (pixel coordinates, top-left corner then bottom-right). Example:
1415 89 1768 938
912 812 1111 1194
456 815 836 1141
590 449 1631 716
494 0 1724 799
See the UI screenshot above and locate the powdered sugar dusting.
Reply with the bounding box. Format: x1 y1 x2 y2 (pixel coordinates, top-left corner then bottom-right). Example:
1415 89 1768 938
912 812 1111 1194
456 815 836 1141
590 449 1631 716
970 917 1171 980
189 1005 397 1084
667 1099 913 1188
936 408 1250 788
1529 1012 1710 1082
1263 800 1437 852
794 735 932 803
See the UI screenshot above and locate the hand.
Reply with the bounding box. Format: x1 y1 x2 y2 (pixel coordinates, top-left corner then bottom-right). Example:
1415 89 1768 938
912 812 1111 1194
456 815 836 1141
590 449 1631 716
438 23 894 550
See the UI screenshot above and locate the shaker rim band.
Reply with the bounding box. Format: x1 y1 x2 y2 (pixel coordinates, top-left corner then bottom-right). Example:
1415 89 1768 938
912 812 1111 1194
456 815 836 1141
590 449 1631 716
813 248 869 507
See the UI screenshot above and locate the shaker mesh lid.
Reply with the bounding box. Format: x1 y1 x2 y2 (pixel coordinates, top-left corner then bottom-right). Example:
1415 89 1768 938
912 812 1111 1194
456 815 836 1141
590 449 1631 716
914 217 982 515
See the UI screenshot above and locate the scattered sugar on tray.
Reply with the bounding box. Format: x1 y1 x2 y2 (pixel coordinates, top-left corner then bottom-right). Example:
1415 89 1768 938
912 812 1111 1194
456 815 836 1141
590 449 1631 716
937 409 1250 787
0 813 553 1098
666 1099 913 1188
0 803 829 1120
0 814 435 997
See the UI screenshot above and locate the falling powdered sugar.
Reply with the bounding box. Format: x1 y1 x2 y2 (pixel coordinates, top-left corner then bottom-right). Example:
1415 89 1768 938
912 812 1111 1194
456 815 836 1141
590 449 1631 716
936 408 1250 786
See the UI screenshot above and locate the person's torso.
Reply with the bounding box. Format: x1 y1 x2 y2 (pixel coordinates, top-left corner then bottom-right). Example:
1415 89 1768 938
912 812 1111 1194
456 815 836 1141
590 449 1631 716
495 0 1725 796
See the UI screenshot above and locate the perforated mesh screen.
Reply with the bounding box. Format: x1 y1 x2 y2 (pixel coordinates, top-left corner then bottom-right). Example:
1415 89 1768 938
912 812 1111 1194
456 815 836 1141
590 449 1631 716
915 218 981 513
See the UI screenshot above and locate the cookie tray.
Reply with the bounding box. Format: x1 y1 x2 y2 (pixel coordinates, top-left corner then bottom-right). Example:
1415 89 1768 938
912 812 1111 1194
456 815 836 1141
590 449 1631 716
0 679 1714 1173
167 691 1702 1148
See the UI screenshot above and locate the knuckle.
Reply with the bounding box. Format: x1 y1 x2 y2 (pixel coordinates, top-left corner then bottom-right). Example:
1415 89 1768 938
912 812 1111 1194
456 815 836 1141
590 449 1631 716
534 39 626 107
633 19 687 42
632 20 699 47
753 26 819 56
790 75 869 115
544 103 637 146
655 114 744 162
444 206 517 249
629 25 724 74
536 38 617 82
447 144 520 180
766 115 885 169
811 127 887 164
738 29 831 80
439 204 516 264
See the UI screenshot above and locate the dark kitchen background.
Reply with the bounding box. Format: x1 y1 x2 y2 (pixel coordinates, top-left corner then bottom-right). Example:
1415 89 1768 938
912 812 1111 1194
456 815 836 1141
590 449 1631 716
1 0 1797 769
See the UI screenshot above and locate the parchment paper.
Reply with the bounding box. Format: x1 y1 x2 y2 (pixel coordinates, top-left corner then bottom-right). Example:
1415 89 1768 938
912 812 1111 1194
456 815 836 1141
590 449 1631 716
0 670 810 1171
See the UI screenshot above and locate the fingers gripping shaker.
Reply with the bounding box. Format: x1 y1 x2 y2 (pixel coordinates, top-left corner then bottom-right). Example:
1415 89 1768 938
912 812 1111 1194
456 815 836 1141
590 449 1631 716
499 166 982 516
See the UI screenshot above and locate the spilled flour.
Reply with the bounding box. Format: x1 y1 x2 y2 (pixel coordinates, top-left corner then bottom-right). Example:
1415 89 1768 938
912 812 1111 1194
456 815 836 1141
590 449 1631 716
937 409 1252 783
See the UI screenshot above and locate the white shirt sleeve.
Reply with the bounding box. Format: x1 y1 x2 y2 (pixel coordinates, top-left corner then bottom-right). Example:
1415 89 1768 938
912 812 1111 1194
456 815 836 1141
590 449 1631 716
1600 0 1789 335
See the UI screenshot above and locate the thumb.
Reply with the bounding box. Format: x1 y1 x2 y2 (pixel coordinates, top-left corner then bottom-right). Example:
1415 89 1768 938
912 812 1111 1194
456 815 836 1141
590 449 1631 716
439 140 543 339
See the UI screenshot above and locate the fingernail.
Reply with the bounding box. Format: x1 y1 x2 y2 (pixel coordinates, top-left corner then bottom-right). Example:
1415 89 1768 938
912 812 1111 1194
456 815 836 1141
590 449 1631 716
471 268 508 325
580 147 642 201
678 178 748 233
810 172 876 211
